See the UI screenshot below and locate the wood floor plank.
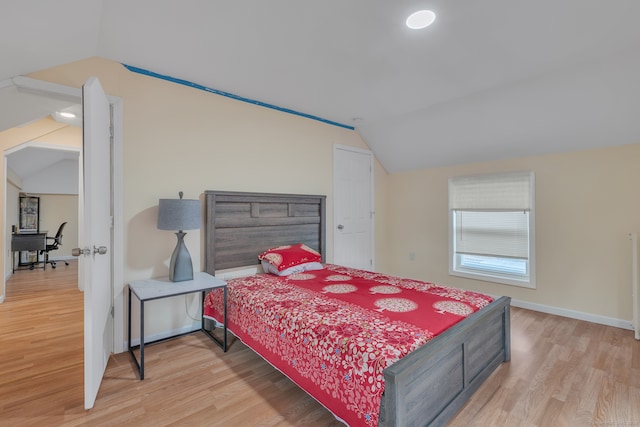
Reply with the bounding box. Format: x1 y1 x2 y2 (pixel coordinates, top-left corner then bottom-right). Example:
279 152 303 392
1 262 639 426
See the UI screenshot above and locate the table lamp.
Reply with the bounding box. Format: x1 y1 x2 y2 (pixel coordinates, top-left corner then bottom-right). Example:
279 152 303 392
157 191 202 282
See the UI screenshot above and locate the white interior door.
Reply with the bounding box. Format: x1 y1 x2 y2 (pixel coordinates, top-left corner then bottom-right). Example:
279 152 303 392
333 145 374 270
82 77 113 409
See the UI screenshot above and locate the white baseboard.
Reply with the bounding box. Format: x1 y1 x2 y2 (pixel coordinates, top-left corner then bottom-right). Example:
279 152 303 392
510 298 634 331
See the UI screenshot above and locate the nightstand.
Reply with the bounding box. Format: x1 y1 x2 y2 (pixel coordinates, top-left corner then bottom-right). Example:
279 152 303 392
128 271 227 380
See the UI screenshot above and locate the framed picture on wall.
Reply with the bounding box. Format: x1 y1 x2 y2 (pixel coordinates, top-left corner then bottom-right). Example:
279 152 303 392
19 194 40 232
18 194 41 266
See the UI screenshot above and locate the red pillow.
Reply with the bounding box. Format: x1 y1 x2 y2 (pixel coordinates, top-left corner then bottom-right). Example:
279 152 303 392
258 244 322 272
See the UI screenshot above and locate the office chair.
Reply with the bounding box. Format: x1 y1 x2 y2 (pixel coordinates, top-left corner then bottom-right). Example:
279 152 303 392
42 222 70 269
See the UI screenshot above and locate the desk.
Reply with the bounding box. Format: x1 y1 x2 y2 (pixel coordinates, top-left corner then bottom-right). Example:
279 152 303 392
11 232 47 272
128 272 227 380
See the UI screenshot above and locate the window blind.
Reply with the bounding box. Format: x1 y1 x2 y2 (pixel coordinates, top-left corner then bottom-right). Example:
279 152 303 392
455 210 529 259
450 171 533 260
449 171 533 211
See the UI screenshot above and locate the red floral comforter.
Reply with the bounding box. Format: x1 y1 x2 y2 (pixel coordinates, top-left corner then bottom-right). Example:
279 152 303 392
203 264 493 426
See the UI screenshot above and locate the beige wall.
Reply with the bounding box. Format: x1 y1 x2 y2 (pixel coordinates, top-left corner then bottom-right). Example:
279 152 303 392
5 181 19 278
24 57 389 340
39 194 79 258
385 143 640 323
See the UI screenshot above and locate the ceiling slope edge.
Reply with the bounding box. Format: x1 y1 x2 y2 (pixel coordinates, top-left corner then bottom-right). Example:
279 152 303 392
121 64 355 131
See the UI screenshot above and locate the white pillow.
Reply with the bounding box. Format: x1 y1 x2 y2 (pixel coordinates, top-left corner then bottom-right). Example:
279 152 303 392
261 260 324 276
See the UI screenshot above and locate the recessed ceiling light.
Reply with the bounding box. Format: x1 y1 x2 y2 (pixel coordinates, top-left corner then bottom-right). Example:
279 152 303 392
59 112 77 118
406 10 436 29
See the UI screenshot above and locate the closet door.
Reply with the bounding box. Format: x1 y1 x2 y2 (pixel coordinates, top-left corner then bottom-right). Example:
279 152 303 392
333 145 374 270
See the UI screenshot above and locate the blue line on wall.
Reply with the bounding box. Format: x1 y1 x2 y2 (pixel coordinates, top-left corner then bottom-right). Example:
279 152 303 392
122 64 354 131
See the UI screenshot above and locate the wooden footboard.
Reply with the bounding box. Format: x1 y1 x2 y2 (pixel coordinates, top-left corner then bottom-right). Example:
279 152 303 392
379 296 511 427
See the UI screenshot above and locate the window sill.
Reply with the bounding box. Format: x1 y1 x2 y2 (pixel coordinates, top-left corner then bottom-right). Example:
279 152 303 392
449 268 536 289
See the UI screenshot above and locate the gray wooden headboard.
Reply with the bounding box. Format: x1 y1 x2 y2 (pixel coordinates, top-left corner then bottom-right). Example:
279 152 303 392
204 190 326 274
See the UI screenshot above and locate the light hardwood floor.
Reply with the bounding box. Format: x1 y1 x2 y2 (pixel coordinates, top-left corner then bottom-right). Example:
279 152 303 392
1 262 638 426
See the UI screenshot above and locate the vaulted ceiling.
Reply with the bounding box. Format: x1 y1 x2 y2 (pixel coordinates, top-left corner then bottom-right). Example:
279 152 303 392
2 0 640 173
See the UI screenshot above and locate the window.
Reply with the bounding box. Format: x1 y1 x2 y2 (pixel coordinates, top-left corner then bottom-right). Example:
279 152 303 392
449 171 535 288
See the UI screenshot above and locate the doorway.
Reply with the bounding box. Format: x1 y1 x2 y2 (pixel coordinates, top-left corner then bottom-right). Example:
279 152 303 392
0 76 124 352
5 142 80 275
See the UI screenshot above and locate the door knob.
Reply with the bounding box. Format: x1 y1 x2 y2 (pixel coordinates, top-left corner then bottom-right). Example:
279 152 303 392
72 247 91 257
72 246 108 256
337 224 344 230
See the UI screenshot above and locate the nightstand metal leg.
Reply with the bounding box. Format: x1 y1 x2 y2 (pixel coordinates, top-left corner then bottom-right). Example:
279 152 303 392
223 286 228 351
140 301 145 379
127 288 145 380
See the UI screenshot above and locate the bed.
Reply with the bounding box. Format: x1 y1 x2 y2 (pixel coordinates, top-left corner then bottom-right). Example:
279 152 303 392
203 190 511 427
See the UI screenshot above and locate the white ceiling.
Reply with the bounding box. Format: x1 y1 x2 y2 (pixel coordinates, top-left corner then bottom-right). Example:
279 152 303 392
2 0 640 172
7 146 78 181
0 83 81 131
0 83 82 181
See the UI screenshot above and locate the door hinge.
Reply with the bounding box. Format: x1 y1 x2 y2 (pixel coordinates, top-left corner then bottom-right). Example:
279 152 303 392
110 306 114 317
